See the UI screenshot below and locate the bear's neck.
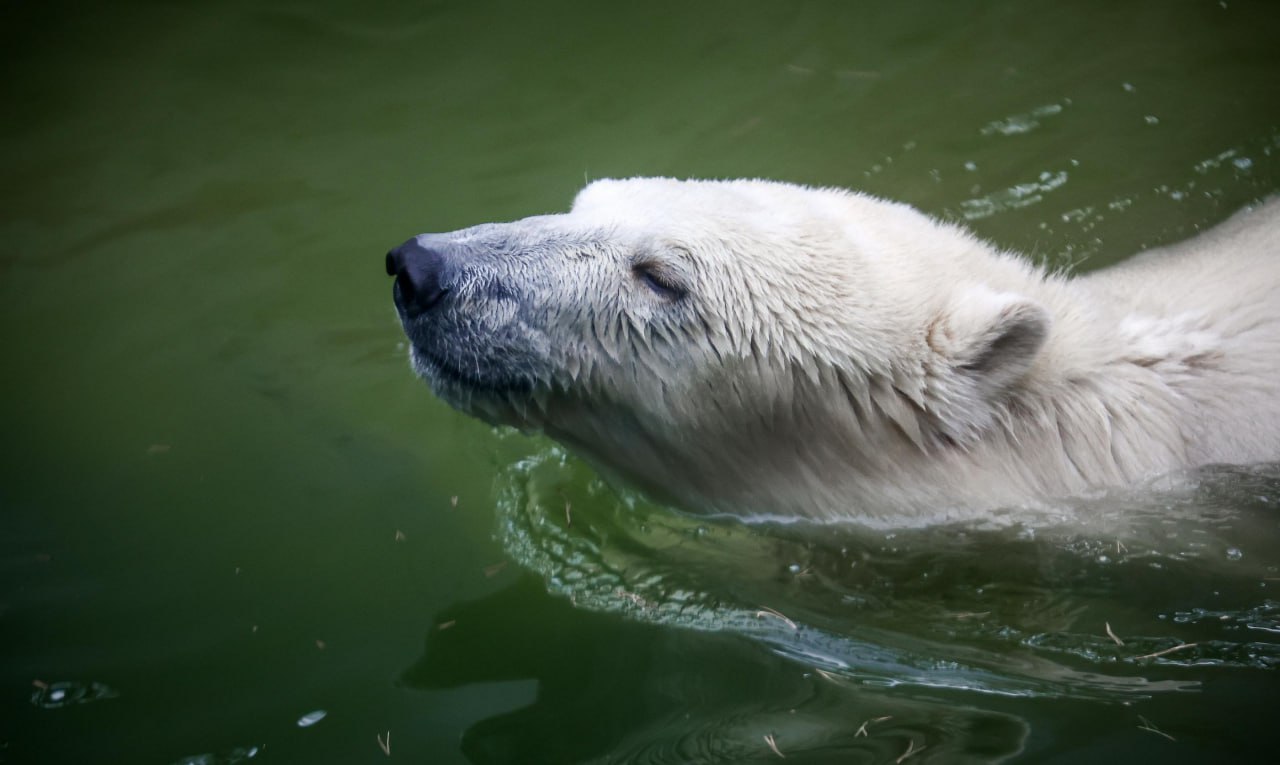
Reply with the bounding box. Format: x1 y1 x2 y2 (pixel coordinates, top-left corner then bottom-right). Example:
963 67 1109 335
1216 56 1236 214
754 264 1264 526
818 266 1265 526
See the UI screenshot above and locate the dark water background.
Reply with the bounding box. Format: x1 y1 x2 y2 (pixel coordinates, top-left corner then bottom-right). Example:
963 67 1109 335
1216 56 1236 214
2 1 1279 762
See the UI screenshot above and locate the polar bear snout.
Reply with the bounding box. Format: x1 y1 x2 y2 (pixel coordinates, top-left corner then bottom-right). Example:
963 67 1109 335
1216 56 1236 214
387 236 453 317
386 226 555 403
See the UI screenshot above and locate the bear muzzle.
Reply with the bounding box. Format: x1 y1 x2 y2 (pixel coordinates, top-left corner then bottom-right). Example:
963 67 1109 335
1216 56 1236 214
385 228 553 403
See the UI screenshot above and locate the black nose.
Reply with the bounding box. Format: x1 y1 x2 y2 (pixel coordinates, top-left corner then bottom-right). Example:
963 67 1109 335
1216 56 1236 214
386 238 450 315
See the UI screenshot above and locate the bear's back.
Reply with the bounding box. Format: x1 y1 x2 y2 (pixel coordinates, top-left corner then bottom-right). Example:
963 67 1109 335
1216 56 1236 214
1083 197 1280 322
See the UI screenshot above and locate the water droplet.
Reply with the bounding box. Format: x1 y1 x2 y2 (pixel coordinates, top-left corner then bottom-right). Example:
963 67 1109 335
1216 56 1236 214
1122 82 1136 92
297 710 327 727
787 563 802 574
1144 115 1160 125
1226 547 1243 561
1232 157 1253 170
964 161 978 172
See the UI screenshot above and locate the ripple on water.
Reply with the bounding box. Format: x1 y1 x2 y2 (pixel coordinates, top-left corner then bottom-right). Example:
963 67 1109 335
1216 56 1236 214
169 746 260 765
978 101 1069 137
956 170 1070 220
30 680 118 709
495 449 1280 703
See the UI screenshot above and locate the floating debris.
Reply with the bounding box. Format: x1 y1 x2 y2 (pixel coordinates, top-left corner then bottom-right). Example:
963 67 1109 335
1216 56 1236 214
755 606 798 631
377 731 391 756
483 561 508 578
1132 643 1197 661
896 738 926 763
856 715 893 737
30 680 118 709
297 710 327 728
1137 715 1176 742
437 620 457 631
1106 622 1125 647
763 733 785 758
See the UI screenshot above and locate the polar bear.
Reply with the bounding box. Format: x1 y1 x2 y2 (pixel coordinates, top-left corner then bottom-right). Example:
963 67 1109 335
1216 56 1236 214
386 178 1280 526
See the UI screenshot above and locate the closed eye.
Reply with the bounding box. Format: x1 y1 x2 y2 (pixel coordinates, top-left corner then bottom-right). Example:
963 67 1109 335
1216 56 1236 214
633 261 687 300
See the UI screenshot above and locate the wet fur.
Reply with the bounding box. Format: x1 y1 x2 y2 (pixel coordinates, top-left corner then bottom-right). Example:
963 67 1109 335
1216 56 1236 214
394 179 1280 526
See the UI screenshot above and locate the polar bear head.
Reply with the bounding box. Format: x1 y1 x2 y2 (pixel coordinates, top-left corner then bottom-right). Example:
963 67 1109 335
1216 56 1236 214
386 178 1051 521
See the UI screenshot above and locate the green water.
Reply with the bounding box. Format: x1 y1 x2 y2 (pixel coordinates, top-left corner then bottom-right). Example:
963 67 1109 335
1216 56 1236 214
2 1 1278 762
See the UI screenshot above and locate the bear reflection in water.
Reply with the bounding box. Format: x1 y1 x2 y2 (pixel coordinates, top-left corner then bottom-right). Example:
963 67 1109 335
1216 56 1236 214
405 577 1030 764
403 454 1280 763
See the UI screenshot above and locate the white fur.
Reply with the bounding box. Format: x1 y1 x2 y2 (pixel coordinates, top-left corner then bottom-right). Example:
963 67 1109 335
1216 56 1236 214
411 179 1280 526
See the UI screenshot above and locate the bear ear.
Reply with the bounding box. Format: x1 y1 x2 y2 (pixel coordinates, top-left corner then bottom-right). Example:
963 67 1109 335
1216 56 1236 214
931 286 1050 398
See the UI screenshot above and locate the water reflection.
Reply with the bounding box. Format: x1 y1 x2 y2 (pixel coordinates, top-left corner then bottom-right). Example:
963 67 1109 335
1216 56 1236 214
400 450 1280 760
404 577 1029 764
489 448 1280 704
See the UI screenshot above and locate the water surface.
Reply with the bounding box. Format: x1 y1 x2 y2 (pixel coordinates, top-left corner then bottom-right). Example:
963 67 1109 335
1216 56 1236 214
2 1 1278 762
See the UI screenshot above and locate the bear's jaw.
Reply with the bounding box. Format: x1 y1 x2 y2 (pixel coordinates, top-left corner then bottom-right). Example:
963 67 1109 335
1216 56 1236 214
407 342 551 430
